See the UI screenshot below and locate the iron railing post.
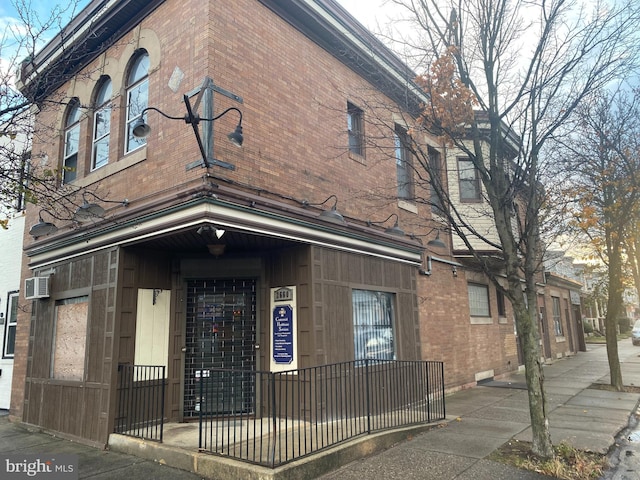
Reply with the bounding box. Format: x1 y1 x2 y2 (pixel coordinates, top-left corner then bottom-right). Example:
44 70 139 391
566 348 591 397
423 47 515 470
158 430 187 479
365 359 371 435
160 366 165 443
198 370 203 450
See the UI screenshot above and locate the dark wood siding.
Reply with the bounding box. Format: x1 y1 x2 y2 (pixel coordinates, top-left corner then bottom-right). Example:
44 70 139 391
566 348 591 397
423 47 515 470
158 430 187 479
311 246 420 366
23 249 120 447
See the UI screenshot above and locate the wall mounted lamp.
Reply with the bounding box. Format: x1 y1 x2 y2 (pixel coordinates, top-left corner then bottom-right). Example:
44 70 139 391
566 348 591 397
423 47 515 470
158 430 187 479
132 76 243 170
303 195 346 224
427 231 446 249
29 210 59 238
367 213 405 236
73 194 129 223
419 255 463 277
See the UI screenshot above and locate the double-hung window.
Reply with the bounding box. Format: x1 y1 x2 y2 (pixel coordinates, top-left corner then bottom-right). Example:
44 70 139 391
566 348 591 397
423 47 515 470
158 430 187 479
352 290 396 361
347 102 364 156
395 125 414 200
92 78 112 170
63 100 81 183
125 51 149 154
458 157 481 202
3 292 18 358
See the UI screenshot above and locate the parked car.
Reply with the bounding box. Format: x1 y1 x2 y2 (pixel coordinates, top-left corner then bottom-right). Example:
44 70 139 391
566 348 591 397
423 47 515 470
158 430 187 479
631 320 640 346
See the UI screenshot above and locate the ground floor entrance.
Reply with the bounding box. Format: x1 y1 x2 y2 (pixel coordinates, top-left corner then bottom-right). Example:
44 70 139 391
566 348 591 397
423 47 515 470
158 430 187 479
183 278 257 418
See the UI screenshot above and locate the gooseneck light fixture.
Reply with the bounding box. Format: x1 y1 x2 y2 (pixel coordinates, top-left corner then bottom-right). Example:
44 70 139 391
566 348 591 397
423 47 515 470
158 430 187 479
132 76 244 170
303 195 346 224
427 231 446 249
29 210 59 238
73 194 129 223
367 213 405 236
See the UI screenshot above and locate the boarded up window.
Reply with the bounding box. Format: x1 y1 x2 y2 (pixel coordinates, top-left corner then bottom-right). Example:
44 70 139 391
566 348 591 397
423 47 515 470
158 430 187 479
52 296 89 381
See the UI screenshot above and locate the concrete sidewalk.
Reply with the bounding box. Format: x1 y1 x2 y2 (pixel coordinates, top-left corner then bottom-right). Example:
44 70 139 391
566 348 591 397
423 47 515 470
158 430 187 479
318 340 640 479
2 340 640 479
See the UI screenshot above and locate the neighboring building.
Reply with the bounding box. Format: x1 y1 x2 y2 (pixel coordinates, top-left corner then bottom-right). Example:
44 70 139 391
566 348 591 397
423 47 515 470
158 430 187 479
543 251 586 354
0 125 29 411
9 0 578 448
0 214 23 410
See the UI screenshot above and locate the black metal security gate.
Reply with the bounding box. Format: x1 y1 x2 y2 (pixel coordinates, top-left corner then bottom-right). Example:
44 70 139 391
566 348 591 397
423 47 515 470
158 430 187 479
184 278 257 417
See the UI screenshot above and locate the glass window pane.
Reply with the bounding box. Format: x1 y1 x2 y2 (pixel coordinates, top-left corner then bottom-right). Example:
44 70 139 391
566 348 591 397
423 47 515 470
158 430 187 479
93 138 109 169
128 52 149 85
468 284 490 316
65 125 79 157
352 290 395 361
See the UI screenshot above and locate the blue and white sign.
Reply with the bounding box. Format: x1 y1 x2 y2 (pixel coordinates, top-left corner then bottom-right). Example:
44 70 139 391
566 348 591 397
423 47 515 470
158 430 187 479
270 286 297 372
272 305 294 365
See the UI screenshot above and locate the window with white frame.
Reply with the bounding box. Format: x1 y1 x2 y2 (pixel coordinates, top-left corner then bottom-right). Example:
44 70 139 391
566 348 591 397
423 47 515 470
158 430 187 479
458 157 481 202
468 283 490 317
552 296 563 336
352 290 395 361
347 102 364 156
92 78 112 170
63 100 81 183
125 51 149 154
395 124 414 200
3 292 18 358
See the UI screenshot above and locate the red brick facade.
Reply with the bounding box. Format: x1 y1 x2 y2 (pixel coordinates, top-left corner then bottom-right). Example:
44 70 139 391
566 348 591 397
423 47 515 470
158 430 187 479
10 0 579 434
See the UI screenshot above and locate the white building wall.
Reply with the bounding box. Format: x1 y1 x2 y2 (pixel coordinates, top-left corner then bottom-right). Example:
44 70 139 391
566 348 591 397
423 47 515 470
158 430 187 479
446 143 501 250
0 214 25 410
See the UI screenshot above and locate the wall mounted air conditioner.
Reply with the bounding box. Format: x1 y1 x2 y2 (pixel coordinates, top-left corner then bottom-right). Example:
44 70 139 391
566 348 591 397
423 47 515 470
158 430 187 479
25 276 50 300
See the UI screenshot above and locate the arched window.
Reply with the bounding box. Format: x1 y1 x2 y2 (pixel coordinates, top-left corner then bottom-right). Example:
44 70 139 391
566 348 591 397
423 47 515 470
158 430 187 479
63 99 81 183
125 51 149 153
92 78 112 170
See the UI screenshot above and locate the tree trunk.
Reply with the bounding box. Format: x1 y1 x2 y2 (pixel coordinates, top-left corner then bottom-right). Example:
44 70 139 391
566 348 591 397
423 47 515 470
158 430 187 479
606 244 624 390
514 296 554 458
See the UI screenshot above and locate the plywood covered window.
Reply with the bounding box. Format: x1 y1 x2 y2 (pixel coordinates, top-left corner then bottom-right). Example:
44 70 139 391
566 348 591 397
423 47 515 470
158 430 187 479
52 296 89 381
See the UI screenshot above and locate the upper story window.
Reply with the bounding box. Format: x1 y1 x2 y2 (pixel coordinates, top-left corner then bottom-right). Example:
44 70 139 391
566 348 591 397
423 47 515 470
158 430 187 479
125 51 149 154
428 146 444 214
458 157 481 202
347 102 364 157
63 99 81 184
395 125 414 200
92 78 112 170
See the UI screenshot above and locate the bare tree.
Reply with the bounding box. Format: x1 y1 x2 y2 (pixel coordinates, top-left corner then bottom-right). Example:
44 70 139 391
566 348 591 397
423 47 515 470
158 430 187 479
562 86 640 387
375 0 640 458
1 0 112 227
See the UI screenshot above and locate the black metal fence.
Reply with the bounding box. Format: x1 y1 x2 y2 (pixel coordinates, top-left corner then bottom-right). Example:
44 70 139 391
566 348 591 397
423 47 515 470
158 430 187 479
198 359 445 467
115 364 166 442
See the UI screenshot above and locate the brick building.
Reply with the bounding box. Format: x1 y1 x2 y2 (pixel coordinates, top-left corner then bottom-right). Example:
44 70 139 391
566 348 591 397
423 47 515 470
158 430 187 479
9 0 578 447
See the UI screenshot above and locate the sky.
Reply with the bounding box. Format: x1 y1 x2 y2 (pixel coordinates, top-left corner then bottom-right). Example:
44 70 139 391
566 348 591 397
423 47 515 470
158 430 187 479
0 0 396 83
0 0 394 48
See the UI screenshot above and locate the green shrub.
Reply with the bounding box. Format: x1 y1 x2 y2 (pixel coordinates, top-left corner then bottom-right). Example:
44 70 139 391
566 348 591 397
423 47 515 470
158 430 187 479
583 322 594 334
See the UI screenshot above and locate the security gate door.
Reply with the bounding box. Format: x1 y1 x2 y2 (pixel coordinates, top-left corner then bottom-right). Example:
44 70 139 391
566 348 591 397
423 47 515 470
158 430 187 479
184 279 257 417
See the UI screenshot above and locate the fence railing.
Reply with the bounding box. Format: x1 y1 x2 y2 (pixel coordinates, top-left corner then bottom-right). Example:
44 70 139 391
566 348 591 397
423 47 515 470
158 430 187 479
115 364 166 442
198 359 445 467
